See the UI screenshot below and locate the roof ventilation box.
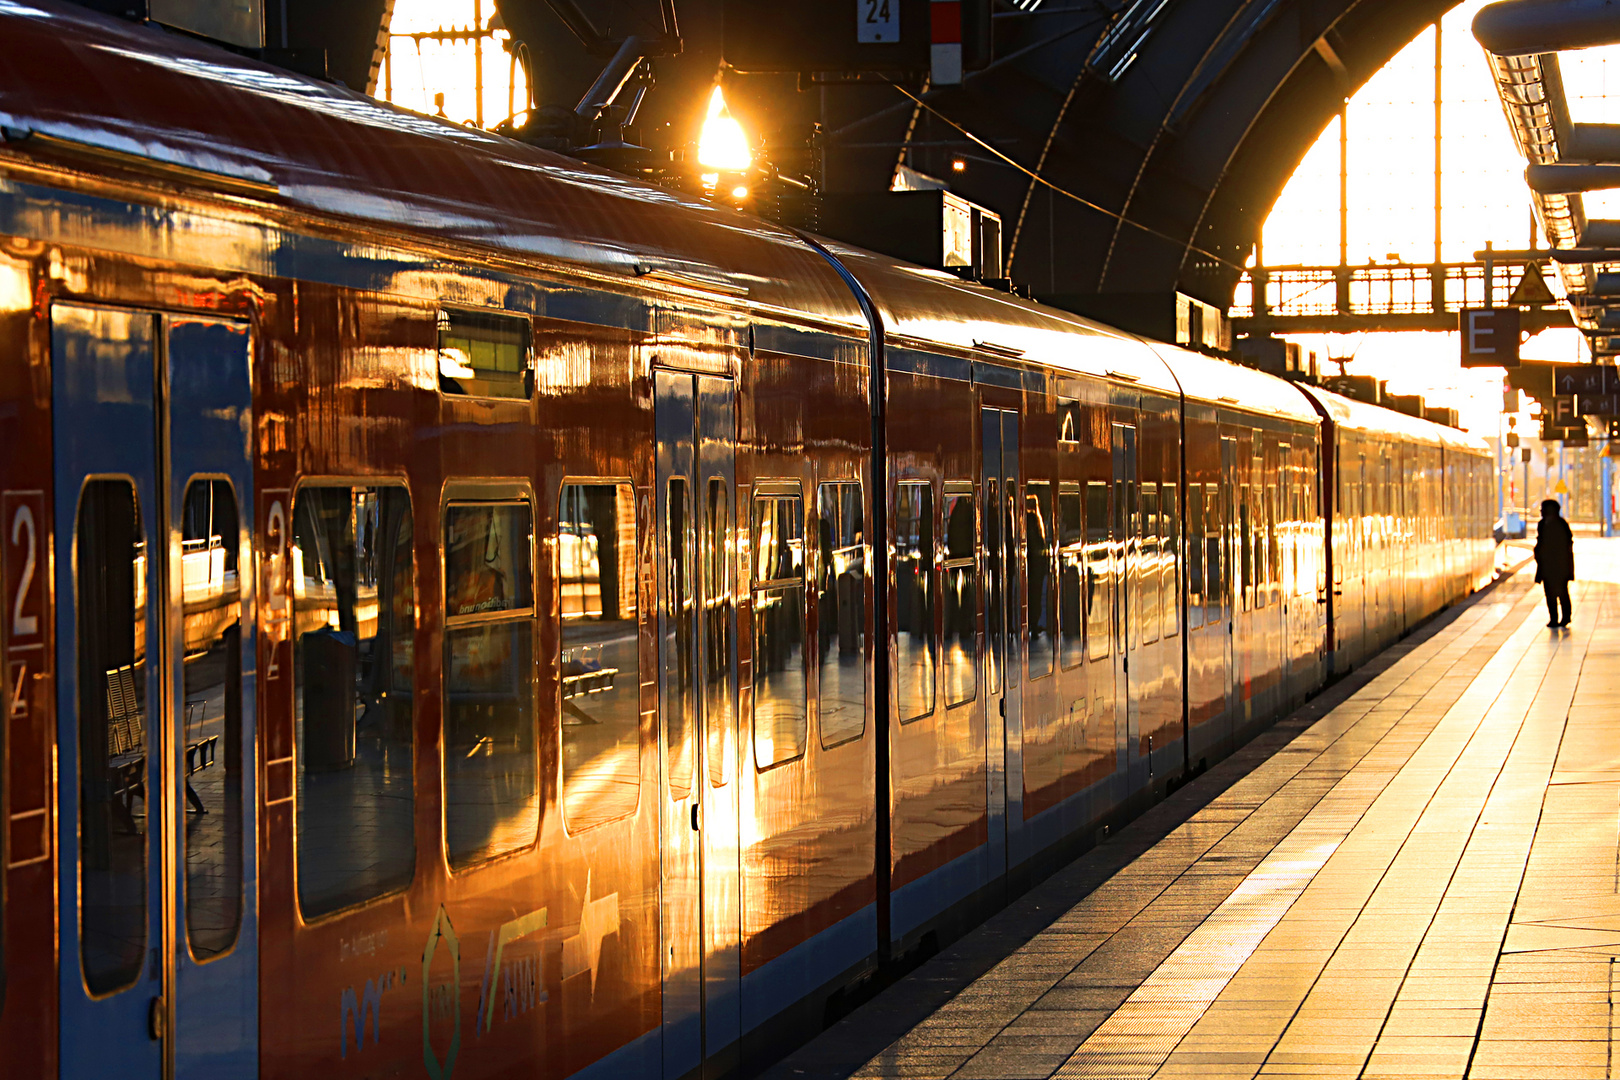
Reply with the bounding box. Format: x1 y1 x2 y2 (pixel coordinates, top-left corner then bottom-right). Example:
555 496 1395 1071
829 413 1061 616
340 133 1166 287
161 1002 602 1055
72 0 263 48
1386 392 1427 419
821 191 1003 283
1324 374 1383 406
1425 406 1461 428
1058 292 1230 354
1235 336 1319 382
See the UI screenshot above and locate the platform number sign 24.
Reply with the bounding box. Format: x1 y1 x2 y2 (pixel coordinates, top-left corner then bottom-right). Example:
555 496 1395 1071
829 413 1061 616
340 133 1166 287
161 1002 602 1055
858 0 898 43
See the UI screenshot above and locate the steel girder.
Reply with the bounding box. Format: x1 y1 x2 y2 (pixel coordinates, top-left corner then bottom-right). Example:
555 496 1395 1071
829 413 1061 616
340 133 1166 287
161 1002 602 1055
852 0 1460 309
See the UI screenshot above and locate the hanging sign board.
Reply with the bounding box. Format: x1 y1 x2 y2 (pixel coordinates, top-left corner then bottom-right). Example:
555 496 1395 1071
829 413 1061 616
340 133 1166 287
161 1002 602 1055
1460 308 1520 367
1554 365 1620 396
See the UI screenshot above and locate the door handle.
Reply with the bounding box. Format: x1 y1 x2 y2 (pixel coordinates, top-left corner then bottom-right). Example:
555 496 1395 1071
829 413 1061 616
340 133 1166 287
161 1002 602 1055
149 996 165 1041
690 803 700 831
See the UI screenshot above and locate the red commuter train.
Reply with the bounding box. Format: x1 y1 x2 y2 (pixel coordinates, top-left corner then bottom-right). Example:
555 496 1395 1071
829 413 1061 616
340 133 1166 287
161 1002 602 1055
0 4 1496 1078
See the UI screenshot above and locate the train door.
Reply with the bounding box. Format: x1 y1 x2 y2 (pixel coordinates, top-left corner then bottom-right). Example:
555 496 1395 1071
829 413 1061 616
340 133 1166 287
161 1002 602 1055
1110 423 1137 780
980 407 1021 877
655 371 741 1078
52 304 257 1080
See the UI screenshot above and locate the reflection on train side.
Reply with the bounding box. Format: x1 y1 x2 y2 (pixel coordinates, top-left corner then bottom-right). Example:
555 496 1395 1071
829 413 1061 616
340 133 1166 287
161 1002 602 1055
178 479 243 960
559 483 641 832
292 486 415 917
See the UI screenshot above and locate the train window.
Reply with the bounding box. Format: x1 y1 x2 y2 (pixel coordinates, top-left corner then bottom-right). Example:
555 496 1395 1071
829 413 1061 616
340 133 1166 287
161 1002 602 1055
443 499 538 868
180 479 244 961
1163 483 1179 638
559 483 641 831
664 478 696 798
1187 484 1204 629
817 482 866 748
895 481 937 722
984 479 1002 695
1239 487 1252 613
1140 483 1159 645
1026 482 1055 679
75 479 149 995
1058 485 1085 668
437 308 533 400
753 487 807 767
293 485 416 918
1267 483 1280 599
1058 402 1081 444
705 480 736 775
943 485 977 705
1206 483 1225 623
1085 481 1110 661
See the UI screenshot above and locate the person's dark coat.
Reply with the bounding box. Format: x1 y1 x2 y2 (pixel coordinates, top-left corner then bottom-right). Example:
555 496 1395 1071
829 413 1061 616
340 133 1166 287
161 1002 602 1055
1535 513 1575 583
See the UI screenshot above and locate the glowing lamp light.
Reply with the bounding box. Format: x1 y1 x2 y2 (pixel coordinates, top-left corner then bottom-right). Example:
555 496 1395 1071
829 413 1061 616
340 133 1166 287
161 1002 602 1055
731 185 749 199
698 86 751 173
951 158 966 172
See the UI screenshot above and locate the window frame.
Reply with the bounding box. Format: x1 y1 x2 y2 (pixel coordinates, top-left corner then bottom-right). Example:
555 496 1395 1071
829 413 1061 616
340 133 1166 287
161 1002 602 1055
941 480 978 708
556 476 643 834
750 480 809 770
439 479 540 871
894 478 938 723
1024 479 1056 680
289 477 419 920
815 479 868 749
436 306 535 402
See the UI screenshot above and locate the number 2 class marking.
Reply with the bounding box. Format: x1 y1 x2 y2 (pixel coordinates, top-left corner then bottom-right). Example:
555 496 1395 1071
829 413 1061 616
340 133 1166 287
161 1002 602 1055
10 503 38 638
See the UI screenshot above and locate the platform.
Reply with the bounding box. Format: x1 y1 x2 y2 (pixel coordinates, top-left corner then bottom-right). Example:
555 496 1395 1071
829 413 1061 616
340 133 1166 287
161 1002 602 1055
768 540 1620 1080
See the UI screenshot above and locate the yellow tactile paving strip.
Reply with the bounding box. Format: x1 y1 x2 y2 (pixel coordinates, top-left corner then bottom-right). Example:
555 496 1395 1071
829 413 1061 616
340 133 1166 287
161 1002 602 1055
848 543 1620 1080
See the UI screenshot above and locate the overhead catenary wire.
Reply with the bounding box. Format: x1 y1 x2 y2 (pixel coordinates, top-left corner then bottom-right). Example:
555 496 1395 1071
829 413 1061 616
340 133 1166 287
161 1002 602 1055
890 84 1247 275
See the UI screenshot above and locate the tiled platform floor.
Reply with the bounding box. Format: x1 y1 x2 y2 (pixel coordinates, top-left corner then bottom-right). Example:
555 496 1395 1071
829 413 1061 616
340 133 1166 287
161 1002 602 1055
769 541 1620 1080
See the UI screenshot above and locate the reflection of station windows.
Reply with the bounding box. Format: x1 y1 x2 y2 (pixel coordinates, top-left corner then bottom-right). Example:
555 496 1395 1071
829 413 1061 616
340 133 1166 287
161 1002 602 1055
895 480 936 722
291 485 416 918
1058 483 1085 670
558 482 642 832
752 484 807 768
437 308 533 400
941 483 976 708
442 497 538 868
816 481 867 747
1058 402 1082 445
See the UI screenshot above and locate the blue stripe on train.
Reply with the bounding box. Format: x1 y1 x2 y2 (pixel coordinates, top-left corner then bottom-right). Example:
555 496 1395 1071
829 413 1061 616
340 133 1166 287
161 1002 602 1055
566 1025 660 1080
739 903 878 1034
890 845 990 942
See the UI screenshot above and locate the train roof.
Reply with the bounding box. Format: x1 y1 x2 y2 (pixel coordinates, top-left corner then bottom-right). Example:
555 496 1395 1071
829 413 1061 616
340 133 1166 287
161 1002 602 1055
1138 340 1319 424
1295 384 1489 454
818 241 1180 393
0 0 867 335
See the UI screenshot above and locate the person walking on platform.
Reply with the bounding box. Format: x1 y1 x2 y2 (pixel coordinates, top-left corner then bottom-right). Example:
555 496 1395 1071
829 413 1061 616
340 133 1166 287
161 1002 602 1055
1534 498 1574 627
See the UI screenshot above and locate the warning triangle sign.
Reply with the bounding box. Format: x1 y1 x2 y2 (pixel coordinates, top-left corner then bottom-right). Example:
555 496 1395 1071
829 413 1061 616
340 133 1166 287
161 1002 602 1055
1509 262 1556 306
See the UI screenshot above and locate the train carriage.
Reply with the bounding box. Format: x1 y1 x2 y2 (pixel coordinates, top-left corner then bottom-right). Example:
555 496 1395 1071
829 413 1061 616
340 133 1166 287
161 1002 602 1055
0 4 1496 1079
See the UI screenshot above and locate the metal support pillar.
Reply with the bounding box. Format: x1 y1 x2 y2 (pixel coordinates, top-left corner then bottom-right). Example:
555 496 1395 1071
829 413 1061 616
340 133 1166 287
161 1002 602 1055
1432 20 1446 315
1337 105 1350 315
1602 449 1614 536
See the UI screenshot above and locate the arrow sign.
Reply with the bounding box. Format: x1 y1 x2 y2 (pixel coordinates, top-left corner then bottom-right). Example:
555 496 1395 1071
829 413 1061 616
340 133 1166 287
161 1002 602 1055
1553 365 1619 396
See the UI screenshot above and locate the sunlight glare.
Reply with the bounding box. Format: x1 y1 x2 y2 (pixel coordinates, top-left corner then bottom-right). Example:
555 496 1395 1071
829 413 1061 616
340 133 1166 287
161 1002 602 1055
697 86 751 172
